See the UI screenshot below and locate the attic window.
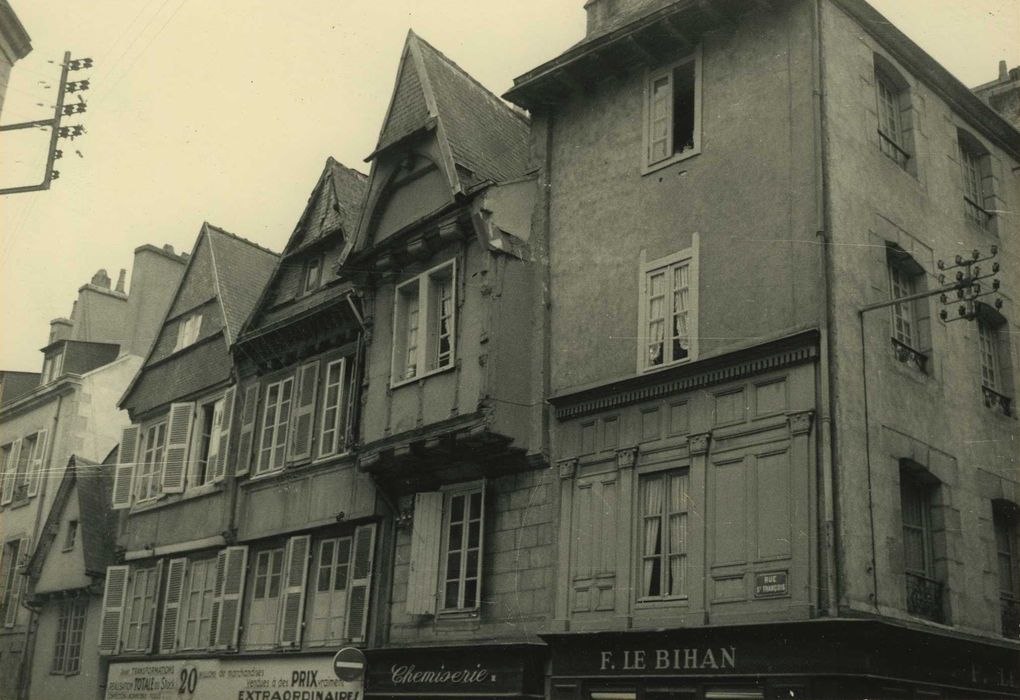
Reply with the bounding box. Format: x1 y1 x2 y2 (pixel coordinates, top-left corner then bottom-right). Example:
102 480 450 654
304 256 323 294
174 313 202 352
644 50 702 172
63 520 78 551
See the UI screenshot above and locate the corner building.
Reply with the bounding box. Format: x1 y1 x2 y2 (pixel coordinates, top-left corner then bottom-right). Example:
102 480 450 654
505 0 1019 698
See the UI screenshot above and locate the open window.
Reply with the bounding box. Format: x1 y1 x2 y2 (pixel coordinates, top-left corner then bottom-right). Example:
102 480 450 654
391 259 457 386
174 313 203 352
644 50 702 172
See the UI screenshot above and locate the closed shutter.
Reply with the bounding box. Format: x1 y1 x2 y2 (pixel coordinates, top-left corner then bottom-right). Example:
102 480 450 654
213 387 236 482
288 362 319 463
406 492 442 615
160 558 188 653
1 439 22 505
235 385 259 477
207 549 227 648
345 524 376 642
0 546 8 621
214 546 248 650
162 402 194 493
98 565 130 654
144 559 163 652
278 535 311 647
4 536 30 627
26 429 48 497
112 426 140 509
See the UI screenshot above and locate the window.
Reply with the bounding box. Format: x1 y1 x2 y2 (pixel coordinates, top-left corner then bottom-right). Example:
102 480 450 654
41 351 64 384
135 421 167 502
308 537 353 645
978 319 1000 390
256 377 293 474
179 557 217 650
644 51 701 171
887 246 929 372
639 469 689 600
318 358 349 458
11 433 36 501
976 306 1014 416
639 243 699 372
994 502 1020 639
174 313 202 352
441 487 484 611
0 539 25 627
245 548 284 648
51 600 86 675
900 469 943 622
193 397 225 487
122 565 159 652
958 131 993 229
874 60 912 170
304 256 323 294
392 260 456 385
63 520 78 552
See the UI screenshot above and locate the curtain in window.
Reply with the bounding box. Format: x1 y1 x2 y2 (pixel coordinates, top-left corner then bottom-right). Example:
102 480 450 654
647 272 666 365
672 264 690 358
668 473 688 596
642 476 664 597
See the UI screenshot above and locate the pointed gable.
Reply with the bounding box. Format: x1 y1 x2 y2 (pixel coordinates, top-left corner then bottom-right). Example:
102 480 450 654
376 48 433 155
206 225 280 344
288 158 368 253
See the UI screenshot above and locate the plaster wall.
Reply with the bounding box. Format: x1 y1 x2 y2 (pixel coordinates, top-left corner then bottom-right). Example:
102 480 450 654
820 0 1020 638
36 483 89 593
28 596 104 700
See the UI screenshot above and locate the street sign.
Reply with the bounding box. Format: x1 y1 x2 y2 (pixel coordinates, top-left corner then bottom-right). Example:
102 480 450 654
333 647 367 683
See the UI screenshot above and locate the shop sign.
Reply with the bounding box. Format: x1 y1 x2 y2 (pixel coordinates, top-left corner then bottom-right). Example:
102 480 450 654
365 644 545 697
105 655 363 700
753 571 788 598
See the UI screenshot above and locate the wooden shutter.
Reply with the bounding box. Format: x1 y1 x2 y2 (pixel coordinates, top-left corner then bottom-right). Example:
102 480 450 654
278 535 311 647
235 385 259 477
159 558 188 653
0 546 8 622
98 565 129 654
1 439 22 505
345 524 376 642
213 387 236 482
162 402 194 493
214 546 248 650
288 362 319 463
406 492 443 615
112 426 140 509
26 429 48 498
207 549 227 648
4 537 30 627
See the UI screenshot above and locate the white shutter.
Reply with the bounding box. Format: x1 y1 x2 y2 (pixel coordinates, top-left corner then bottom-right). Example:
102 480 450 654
1 439 22 505
406 492 443 615
112 426 140 509
288 362 319 463
98 565 130 654
162 402 194 493
4 536 30 627
214 387 236 482
345 524 376 642
215 546 248 650
278 535 311 647
235 385 259 477
207 549 227 648
160 558 188 653
27 429 48 498
144 559 163 652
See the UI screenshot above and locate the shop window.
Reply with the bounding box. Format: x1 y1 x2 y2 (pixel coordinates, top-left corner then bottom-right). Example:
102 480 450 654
900 466 944 623
174 312 203 352
887 245 930 373
179 557 218 650
122 564 161 652
994 501 1020 639
318 358 349 458
0 537 29 627
51 599 86 675
639 469 689 600
958 129 994 230
245 548 285 649
639 243 699 372
63 520 78 552
643 50 702 172
391 260 457 386
874 55 914 173
256 377 293 475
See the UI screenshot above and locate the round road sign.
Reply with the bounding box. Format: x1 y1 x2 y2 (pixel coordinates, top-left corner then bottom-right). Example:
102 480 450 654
332 647 367 683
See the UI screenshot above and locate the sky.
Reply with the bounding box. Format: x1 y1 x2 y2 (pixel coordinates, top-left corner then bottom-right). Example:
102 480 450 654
1 0 1017 373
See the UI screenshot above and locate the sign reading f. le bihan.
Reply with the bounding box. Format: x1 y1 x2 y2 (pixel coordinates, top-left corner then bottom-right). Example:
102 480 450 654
105 650 366 700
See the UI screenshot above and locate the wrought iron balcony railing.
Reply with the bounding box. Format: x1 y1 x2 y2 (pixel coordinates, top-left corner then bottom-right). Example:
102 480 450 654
1002 595 1020 640
905 572 944 623
981 385 1013 417
891 337 928 373
878 130 911 170
964 196 993 230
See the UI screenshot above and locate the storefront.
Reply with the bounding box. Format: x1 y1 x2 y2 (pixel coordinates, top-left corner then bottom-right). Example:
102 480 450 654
364 643 546 699
543 620 1019 700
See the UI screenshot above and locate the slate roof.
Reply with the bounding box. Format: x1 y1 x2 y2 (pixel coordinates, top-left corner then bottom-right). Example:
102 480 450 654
373 31 531 188
26 452 117 583
206 224 280 344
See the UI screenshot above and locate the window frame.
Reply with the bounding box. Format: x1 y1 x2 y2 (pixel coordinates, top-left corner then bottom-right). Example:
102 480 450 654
390 259 458 388
317 357 350 459
62 520 78 552
957 129 995 231
438 481 485 614
174 313 203 353
244 546 285 649
641 48 703 174
637 239 700 373
255 376 294 476
178 556 218 651
303 256 324 295
306 535 354 646
190 395 225 489
0 538 23 625
121 565 159 653
636 467 691 603
11 432 37 502
51 599 86 675
873 58 913 172
135 420 168 503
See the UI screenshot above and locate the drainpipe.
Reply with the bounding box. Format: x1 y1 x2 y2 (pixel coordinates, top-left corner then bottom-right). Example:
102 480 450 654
811 0 841 617
18 391 64 700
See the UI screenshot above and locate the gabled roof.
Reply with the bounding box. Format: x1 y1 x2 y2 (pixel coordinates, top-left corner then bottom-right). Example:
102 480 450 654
206 224 280 344
26 452 117 582
369 30 531 191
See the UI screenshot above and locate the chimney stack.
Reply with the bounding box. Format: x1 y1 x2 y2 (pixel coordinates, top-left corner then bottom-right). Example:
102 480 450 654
115 269 127 293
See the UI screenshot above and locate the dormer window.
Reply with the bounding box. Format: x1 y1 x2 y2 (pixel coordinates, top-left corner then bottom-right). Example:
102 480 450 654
41 351 64 384
304 256 323 294
174 313 202 352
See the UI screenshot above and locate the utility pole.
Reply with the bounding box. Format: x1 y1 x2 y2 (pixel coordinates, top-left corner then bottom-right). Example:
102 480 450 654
0 51 92 196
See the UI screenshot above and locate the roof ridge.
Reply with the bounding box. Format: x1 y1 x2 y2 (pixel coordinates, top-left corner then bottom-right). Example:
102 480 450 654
204 222 280 258
410 31 530 125
326 156 368 181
